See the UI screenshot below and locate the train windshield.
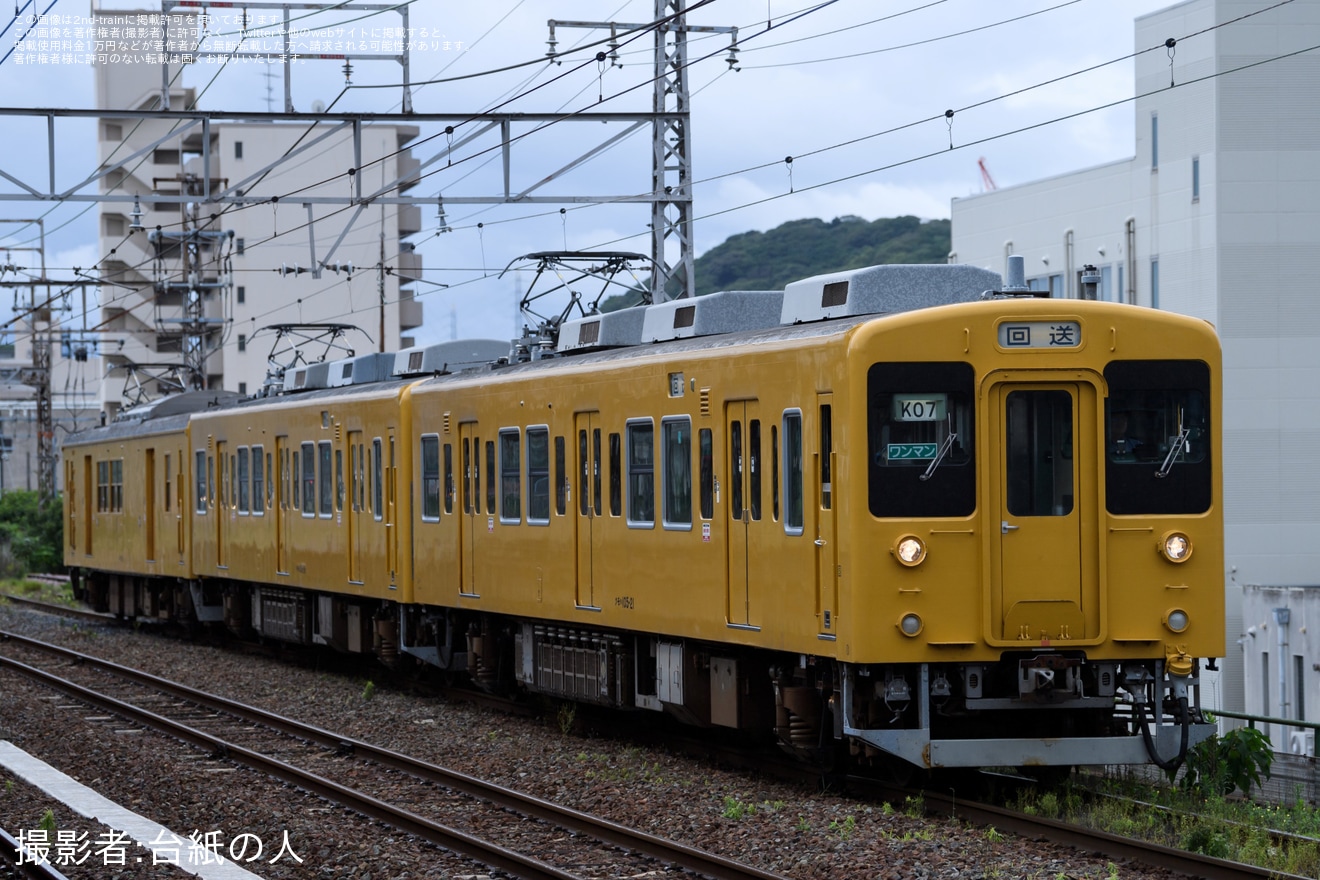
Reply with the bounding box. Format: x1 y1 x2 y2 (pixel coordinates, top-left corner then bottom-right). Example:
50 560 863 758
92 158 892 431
1104 359 1211 514
867 362 975 517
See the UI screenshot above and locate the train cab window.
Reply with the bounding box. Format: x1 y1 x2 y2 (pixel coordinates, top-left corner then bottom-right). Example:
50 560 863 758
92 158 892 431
500 429 521 522
554 436 566 516
699 428 713 520
867 362 976 518
627 420 655 527
421 435 440 521
662 417 692 529
253 447 265 514
195 451 207 513
444 443 455 515
485 439 496 515
783 411 804 533
237 448 250 514
301 442 316 516
527 427 550 524
373 438 384 521
1105 360 1211 515
609 433 622 517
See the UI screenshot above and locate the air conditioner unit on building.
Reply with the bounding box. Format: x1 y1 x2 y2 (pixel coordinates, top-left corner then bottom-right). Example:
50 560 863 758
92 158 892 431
1288 730 1314 756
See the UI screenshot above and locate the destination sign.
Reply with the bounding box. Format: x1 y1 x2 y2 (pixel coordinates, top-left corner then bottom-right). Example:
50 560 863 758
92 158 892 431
888 443 938 460
998 321 1082 349
891 393 947 422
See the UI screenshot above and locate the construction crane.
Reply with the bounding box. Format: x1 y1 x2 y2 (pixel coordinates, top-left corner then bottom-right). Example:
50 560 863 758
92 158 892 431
978 157 998 192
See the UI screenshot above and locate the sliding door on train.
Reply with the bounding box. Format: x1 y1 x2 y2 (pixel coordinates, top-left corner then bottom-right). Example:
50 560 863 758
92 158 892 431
573 411 603 610
990 380 1099 643
725 400 764 630
459 422 482 598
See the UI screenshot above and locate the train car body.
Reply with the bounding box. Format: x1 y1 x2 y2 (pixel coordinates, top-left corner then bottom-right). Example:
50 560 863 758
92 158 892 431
64 261 1224 771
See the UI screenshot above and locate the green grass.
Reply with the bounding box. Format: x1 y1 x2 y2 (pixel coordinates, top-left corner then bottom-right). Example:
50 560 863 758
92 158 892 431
1 577 76 606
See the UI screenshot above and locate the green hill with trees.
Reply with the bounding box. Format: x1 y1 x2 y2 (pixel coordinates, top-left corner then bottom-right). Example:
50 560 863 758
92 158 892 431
602 215 951 310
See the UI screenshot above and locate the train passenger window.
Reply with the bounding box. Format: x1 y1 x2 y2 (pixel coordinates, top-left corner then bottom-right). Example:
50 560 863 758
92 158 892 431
578 431 589 516
819 406 832 511
1104 360 1211 515
500 429 521 522
554 436 566 516
319 442 333 516
749 419 762 521
730 421 743 520
373 438 384 521
291 450 299 510
96 461 108 512
195 451 207 513
867 362 976 518
421 435 440 521
228 455 236 509
165 454 172 513
699 428 713 520
336 449 346 512
463 438 472 514
627 420 655 527
771 426 780 522
485 440 495 515
301 442 315 515
444 444 454 515
783 412 804 533
237 448 250 514
593 430 603 516
265 451 273 511
354 444 364 512
661 417 691 529
609 433 621 517
527 427 550 524
253 448 265 514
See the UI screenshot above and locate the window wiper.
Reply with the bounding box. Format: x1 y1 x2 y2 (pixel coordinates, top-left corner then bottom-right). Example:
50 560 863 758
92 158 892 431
1156 408 1191 479
919 432 957 482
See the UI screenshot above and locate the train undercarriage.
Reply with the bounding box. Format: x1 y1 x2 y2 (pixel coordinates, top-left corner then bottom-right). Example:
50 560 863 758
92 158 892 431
72 570 1215 771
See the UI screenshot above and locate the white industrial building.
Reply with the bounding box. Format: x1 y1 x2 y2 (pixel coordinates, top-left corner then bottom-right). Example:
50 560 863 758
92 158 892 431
951 0 1320 747
86 11 423 420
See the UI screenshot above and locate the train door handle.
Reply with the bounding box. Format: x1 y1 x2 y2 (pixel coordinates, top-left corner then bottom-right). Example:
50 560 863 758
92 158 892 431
814 538 826 547
1001 521 1019 533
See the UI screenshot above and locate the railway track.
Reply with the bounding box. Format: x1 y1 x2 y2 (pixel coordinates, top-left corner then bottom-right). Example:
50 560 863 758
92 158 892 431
0 630 788 880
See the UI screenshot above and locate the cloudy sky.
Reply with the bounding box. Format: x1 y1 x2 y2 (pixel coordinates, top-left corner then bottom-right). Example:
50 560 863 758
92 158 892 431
0 0 1171 344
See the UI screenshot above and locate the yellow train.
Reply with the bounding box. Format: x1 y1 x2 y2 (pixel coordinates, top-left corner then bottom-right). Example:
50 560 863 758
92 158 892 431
63 258 1224 771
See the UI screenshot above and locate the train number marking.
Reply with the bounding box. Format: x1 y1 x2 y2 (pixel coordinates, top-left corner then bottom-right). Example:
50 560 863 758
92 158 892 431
615 596 635 610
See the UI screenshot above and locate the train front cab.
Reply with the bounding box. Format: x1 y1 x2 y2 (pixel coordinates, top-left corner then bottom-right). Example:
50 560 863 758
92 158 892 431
839 302 1223 769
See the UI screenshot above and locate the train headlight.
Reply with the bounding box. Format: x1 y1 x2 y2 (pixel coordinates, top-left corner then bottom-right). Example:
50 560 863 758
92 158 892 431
1165 609 1190 633
898 613 923 637
894 535 927 567
1160 531 1193 563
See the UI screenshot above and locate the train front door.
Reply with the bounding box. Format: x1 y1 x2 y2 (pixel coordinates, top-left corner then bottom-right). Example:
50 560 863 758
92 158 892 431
573 411 602 609
990 379 1099 643
725 400 763 629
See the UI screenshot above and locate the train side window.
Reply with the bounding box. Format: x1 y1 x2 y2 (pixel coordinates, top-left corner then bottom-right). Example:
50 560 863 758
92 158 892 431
444 443 454 514
462 438 472 514
335 448 345 512
554 435 566 516
593 429 603 516
355 444 364 512
749 418 762 521
485 439 496 515
421 435 440 521
265 450 273 511
527 427 550 525
96 460 108 512
301 442 316 516
111 460 122 512
730 420 743 521
783 411 804 534
372 438 384 521
207 454 216 510
195 451 207 513
164 454 172 513
661 417 691 529
500 428 521 522
699 428 713 520
349 445 359 512
1104 359 1211 514
867 362 976 518
626 419 655 527
819 406 832 510
291 450 300 510
252 447 265 514
227 454 235 509
578 430 589 516
237 447 250 514
319 442 334 517
771 425 780 522
608 432 622 517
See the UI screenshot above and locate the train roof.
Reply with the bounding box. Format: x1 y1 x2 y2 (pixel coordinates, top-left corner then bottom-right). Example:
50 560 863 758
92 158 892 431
64 389 244 445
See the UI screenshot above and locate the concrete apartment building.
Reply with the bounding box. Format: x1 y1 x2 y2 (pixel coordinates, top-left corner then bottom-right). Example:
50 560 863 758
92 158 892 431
950 0 1320 745
91 14 423 419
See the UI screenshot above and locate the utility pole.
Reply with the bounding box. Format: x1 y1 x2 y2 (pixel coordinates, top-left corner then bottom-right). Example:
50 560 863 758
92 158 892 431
548 2 738 301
